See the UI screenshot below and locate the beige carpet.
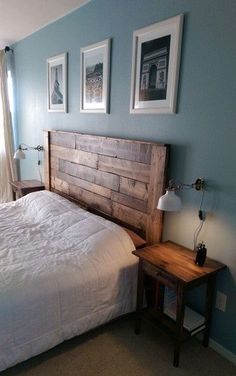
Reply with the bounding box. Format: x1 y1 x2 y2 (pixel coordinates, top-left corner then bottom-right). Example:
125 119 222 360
1 315 235 376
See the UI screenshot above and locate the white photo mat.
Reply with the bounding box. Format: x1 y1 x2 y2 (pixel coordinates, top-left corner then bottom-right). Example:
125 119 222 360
130 14 184 114
47 53 67 112
80 39 111 113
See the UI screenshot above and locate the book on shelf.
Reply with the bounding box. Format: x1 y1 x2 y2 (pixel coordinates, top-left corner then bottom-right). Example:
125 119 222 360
163 287 205 333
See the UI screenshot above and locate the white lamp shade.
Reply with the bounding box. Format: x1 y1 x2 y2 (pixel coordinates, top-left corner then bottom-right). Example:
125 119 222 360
14 148 26 159
157 190 182 212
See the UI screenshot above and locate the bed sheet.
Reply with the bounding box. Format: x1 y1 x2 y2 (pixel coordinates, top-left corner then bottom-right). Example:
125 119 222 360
0 191 137 371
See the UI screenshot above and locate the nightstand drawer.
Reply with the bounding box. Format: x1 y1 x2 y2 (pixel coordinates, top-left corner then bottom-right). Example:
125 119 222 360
142 260 177 289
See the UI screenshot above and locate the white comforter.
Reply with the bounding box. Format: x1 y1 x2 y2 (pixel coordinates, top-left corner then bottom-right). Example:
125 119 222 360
0 191 137 371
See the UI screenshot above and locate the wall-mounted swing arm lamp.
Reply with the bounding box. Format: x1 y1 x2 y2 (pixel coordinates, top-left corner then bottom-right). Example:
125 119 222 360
14 143 44 183
157 178 206 254
157 178 205 212
14 144 44 160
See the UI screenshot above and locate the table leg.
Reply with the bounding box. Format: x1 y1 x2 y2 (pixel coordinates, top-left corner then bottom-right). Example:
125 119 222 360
12 190 16 201
203 275 215 347
135 260 144 335
173 283 185 367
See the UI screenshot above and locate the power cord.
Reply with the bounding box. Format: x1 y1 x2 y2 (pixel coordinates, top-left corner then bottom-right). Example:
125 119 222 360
193 190 206 250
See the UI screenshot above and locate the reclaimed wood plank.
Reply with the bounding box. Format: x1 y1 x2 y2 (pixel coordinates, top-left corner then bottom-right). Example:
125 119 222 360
51 188 88 210
56 170 112 198
76 134 152 163
111 191 148 213
59 159 119 191
50 156 59 171
116 141 152 164
46 130 168 245
51 176 69 195
76 134 118 156
147 145 168 211
112 202 147 232
69 184 112 215
146 145 169 245
51 144 98 169
120 177 149 201
98 155 150 183
50 131 76 149
43 131 51 190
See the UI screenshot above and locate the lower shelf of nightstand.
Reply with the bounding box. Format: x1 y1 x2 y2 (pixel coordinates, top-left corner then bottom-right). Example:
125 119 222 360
142 308 206 340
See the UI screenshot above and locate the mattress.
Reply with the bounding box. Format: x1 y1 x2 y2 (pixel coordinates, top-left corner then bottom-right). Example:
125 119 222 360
0 191 137 371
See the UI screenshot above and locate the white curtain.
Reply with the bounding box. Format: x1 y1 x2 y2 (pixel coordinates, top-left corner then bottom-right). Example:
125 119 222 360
0 50 17 203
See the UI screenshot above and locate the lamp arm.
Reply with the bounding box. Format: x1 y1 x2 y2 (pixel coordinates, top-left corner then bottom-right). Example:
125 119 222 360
168 178 205 192
19 143 44 152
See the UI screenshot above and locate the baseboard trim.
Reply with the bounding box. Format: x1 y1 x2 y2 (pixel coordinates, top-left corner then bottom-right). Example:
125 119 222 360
209 338 236 366
196 333 236 365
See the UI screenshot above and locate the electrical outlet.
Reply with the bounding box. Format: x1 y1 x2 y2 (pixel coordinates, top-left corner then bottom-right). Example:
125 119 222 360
215 291 227 312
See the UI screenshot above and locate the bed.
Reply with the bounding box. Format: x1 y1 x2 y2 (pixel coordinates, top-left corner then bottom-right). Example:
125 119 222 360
0 131 168 371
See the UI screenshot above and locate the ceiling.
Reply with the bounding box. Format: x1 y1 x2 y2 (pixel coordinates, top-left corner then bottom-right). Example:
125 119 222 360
0 0 90 49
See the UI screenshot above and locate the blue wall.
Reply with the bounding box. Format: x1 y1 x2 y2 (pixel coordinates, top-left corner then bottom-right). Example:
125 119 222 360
13 0 236 355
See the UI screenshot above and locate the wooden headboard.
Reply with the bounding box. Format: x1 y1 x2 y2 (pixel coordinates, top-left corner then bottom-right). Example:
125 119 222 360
44 130 169 245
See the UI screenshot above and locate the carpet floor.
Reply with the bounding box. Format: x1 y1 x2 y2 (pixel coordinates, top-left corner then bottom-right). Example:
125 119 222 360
1 315 235 376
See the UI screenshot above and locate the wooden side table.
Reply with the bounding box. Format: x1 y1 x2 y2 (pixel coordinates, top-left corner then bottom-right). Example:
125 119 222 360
9 180 45 200
132 241 226 367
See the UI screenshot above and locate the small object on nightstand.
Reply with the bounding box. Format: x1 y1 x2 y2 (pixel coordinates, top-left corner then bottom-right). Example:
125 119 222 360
9 180 45 201
195 242 207 266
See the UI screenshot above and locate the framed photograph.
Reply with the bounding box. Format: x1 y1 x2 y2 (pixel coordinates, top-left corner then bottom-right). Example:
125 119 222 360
47 53 67 112
130 14 183 114
80 39 111 113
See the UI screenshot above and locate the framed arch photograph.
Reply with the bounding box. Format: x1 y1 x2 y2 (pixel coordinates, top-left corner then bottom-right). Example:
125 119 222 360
47 53 67 112
130 14 183 114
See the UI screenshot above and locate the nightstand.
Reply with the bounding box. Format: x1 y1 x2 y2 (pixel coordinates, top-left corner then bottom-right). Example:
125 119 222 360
9 180 45 200
132 241 226 367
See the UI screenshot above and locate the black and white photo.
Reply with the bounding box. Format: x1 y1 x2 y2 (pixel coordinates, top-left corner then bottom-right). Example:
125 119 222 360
130 15 183 114
47 53 67 112
80 39 111 113
139 35 170 101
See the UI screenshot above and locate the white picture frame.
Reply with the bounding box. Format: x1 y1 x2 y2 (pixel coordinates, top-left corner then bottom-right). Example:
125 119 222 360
80 39 111 114
47 53 67 112
130 14 184 114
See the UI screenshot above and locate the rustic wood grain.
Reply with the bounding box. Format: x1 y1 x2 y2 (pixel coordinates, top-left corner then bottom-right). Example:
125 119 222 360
116 141 152 164
112 202 147 232
51 175 69 195
51 144 98 169
98 155 150 183
43 131 51 190
44 130 168 245
75 134 152 163
111 191 148 213
76 134 118 157
50 156 59 171
69 184 112 215
120 177 149 201
133 241 226 283
50 131 76 149
146 145 169 245
59 159 120 191
56 170 112 198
